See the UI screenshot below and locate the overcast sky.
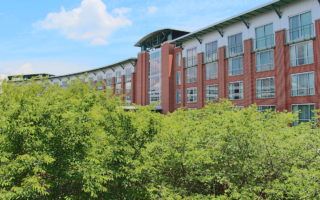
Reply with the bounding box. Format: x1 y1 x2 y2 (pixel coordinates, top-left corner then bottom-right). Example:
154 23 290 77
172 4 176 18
0 0 270 76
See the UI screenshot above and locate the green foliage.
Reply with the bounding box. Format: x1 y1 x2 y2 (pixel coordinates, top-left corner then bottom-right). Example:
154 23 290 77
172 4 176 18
0 82 320 199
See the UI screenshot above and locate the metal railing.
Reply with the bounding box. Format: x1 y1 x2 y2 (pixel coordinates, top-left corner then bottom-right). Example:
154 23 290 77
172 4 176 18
290 56 314 67
287 23 315 43
253 34 275 51
291 88 315 97
227 44 243 58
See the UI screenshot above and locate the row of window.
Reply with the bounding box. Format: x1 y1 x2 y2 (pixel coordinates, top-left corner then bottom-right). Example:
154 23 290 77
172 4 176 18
181 40 314 84
179 71 315 104
181 11 314 82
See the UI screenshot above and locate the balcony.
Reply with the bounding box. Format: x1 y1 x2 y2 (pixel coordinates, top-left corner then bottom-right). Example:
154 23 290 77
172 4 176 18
227 44 243 58
287 23 315 44
186 56 198 67
253 34 275 51
205 52 218 63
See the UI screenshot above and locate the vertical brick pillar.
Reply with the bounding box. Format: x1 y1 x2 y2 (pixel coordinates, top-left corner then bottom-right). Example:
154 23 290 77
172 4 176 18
111 77 116 95
197 53 204 108
181 58 186 107
131 72 136 104
275 30 287 111
135 52 149 105
244 39 254 106
218 46 227 99
314 19 320 108
121 75 126 100
161 43 175 113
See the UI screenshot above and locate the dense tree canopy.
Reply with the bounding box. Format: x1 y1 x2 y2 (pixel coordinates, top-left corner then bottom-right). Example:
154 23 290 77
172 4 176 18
0 81 319 199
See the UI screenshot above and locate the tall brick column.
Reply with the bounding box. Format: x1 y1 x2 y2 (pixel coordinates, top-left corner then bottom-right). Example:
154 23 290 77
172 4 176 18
181 58 186 107
218 46 227 99
121 75 126 100
135 52 149 105
131 72 136 104
315 19 320 108
275 30 288 111
197 53 204 108
244 39 254 106
111 77 116 95
161 43 175 113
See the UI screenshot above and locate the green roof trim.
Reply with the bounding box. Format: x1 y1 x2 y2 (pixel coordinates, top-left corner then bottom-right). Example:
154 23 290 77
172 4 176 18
171 0 296 45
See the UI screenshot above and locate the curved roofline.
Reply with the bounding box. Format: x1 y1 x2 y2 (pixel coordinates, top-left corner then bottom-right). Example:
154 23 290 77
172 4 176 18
170 0 296 44
135 28 189 47
50 58 137 79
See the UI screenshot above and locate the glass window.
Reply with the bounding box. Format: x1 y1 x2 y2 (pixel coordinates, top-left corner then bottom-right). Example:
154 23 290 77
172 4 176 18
206 62 218 80
125 82 131 94
205 41 218 62
176 52 181 67
106 73 113 88
115 71 122 84
149 50 162 104
125 68 132 82
187 47 197 67
292 104 315 124
258 105 276 112
255 23 274 50
228 33 243 57
206 85 219 101
186 66 197 83
289 11 313 42
256 77 275 99
176 71 181 85
290 41 314 66
256 49 274 72
228 56 243 76
176 89 182 104
229 82 243 100
291 72 315 96
125 95 131 105
187 87 198 103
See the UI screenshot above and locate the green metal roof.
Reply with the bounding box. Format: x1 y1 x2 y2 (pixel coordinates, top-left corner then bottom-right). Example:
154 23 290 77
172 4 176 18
171 0 296 45
135 29 189 50
50 58 137 79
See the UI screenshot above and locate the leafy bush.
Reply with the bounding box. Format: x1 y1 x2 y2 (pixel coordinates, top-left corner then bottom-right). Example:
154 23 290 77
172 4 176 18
0 82 319 199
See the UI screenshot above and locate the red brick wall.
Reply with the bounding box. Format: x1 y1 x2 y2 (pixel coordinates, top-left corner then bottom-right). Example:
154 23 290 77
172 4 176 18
131 20 320 113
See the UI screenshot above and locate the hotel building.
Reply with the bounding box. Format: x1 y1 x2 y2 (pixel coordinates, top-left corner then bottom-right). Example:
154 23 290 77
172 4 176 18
8 0 320 122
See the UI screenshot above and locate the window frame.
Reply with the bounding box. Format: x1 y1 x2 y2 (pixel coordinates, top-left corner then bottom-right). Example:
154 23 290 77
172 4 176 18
186 87 198 103
228 81 244 100
291 72 315 97
256 77 275 99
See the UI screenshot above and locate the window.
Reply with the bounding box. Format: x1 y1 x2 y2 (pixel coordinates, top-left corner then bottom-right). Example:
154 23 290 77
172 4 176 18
258 105 276 112
206 62 218 80
186 66 197 83
176 89 182 104
125 82 131 94
229 82 243 100
205 41 218 62
187 47 197 67
256 49 274 72
176 71 181 85
176 52 181 67
149 50 161 104
115 71 122 84
206 85 219 101
289 11 313 42
187 87 197 103
290 41 314 66
125 68 132 82
106 73 113 88
255 23 274 50
291 72 315 96
125 95 131 105
292 104 315 124
228 56 243 76
115 71 122 95
256 77 275 99
228 33 243 57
